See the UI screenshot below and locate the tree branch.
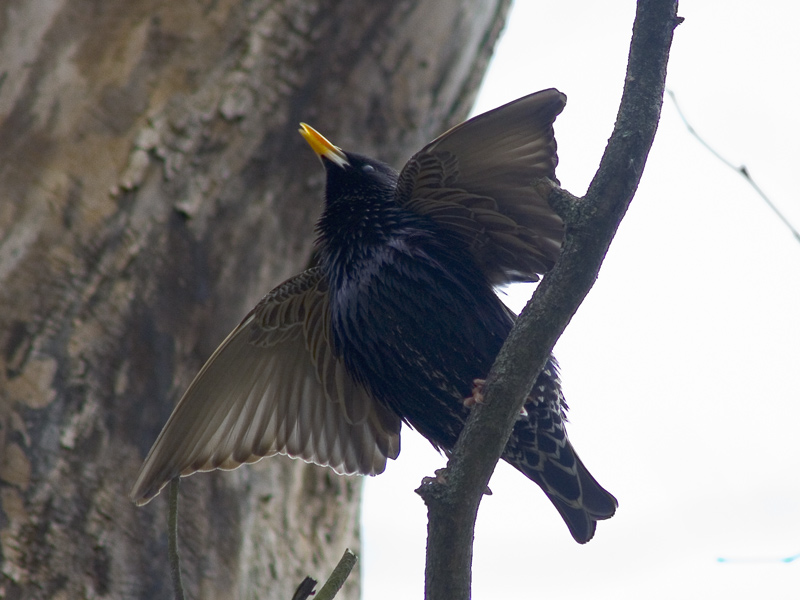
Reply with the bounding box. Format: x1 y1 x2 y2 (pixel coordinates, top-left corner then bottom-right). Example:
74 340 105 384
168 479 186 600
290 549 358 600
315 549 359 600
416 1 682 598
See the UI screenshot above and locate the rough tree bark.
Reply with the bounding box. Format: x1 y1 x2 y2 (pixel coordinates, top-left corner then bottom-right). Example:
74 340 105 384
0 1 511 598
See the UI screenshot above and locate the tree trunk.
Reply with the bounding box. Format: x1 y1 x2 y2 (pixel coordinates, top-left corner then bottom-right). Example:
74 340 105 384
0 1 510 598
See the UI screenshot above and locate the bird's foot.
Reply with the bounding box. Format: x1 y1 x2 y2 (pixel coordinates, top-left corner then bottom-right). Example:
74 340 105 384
518 403 529 419
464 378 529 420
463 378 486 407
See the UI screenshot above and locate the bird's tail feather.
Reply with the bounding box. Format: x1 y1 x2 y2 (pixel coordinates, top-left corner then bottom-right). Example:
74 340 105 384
541 450 617 543
506 438 617 543
502 358 617 543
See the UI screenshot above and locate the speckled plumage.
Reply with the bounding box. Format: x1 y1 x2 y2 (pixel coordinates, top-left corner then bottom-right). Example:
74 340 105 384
130 89 617 543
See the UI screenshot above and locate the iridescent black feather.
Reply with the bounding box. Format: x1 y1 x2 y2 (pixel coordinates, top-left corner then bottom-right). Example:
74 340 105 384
131 89 617 542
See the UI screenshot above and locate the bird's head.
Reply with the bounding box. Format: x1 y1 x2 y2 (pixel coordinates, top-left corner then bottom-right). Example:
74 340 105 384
299 123 398 202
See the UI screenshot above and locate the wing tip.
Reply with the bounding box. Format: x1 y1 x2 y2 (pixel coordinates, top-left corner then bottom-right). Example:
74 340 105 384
129 478 163 506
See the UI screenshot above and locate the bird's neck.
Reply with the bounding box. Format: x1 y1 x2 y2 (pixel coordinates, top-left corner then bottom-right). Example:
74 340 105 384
316 194 416 277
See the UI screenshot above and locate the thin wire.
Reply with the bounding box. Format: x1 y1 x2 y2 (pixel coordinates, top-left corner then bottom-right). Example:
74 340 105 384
717 552 800 564
667 89 800 245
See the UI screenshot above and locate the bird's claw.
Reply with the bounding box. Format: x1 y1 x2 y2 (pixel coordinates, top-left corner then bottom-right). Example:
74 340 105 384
463 378 486 407
464 378 529 420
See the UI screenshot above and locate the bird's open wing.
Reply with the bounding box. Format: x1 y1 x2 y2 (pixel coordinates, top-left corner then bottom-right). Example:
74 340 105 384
130 268 401 505
395 88 567 285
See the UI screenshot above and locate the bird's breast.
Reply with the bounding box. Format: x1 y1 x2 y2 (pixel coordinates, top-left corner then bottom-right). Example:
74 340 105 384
324 236 512 444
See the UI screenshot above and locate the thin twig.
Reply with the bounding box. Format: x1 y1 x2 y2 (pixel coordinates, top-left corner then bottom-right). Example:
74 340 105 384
168 478 185 600
667 89 800 244
314 549 358 600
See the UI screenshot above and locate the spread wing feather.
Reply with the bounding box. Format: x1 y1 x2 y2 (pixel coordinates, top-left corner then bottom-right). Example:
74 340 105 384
130 268 400 505
395 88 567 284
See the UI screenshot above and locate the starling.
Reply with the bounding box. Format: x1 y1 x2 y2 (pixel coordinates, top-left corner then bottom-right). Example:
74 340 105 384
130 88 617 543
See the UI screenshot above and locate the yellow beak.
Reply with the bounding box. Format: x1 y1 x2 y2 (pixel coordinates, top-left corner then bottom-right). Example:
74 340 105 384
299 123 349 168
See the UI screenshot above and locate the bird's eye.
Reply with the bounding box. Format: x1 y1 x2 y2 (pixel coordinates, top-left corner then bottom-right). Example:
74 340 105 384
362 165 375 174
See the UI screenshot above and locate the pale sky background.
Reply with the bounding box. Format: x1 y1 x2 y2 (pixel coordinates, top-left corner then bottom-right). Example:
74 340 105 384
361 2 800 598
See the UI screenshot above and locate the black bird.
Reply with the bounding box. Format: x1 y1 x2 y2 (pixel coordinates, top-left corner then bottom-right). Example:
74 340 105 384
130 88 617 543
